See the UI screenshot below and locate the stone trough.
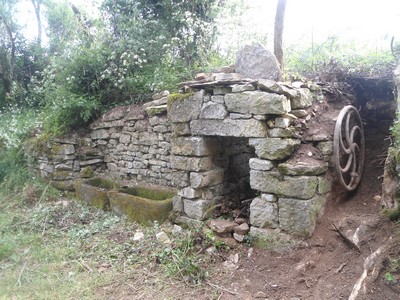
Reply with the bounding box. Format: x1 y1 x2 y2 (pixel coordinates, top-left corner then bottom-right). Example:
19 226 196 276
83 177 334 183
74 177 175 225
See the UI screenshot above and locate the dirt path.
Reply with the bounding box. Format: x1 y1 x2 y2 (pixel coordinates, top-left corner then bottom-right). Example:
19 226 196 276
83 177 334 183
199 121 399 300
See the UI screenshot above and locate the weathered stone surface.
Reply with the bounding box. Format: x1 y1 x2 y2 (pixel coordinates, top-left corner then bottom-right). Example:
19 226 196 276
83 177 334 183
199 102 228 119
51 144 75 155
236 43 281 80
168 90 205 123
291 88 313 109
80 158 104 166
183 199 214 220
52 170 76 180
278 195 326 236
318 176 332 194
190 168 224 188
171 122 191 136
119 134 131 144
91 129 110 140
171 136 220 156
178 187 202 199
172 195 184 212
207 219 238 234
317 141 333 155
231 83 255 93
225 91 290 115
291 109 308 118
274 117 290 128
268 128 296 138
233 233 245 242
261 193 278 202
250 170 318 199
145 105 168 116
138 132 158 145
280 85 299 98
258 79 283 94
249 158 274 171
191 118 268 138
234 222 250 235
213 73 243 81
102 107 126 121
213 86 231 95
249 138 300 160
229 113 252 119
211 95 225 104
278 158 329 176
152 90 169 100
171 156 213 171
250 196 278 228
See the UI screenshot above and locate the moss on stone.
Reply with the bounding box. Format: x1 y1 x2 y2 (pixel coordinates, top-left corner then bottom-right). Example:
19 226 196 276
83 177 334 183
51 180 75 191
167 92 193 110
80 166 94 178
85 177 119 190
73 177 117 210
118 186 175 201
108 190 174 225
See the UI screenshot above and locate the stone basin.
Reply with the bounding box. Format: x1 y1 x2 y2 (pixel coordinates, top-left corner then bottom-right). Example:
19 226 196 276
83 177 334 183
108 186 175 225
73 177 117 210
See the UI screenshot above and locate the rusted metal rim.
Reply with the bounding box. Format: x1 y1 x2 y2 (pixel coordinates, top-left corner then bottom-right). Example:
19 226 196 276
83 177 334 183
333 105 365 191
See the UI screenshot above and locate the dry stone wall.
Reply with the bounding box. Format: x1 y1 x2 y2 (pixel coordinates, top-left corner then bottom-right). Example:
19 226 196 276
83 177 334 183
31 91 188 190
30 44 337 238
169 72 332 237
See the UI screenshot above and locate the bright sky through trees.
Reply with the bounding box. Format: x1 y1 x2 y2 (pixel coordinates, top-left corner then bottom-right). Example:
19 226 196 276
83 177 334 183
18 0 400 51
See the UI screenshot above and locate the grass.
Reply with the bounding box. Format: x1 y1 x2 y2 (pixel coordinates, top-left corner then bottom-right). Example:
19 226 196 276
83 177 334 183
0 177 216 299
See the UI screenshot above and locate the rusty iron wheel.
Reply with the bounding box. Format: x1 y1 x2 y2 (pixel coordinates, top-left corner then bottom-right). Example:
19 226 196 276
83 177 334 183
333 105 365 191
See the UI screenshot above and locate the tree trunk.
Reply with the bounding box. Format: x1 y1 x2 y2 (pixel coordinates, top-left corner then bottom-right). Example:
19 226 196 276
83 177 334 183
274 0 287 78
31 0 42 46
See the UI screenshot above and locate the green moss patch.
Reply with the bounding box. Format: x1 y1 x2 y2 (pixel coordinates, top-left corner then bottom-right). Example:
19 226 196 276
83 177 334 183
108 190 174 225
118 186 175 201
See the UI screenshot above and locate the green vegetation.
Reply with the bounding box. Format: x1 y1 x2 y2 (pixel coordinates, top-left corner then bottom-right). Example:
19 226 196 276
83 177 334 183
0 181 212 298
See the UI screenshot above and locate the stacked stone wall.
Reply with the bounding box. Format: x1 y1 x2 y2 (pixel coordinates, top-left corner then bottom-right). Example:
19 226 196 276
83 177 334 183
31 92 187 190
169 74 333 236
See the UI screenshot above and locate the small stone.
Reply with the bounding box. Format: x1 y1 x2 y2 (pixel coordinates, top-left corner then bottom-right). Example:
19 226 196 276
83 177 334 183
255 291 267 298
155 231 171 244
152 90 169 100
172 224 183 234
234 217 247 224
373 195 382 201
207 219 238 234
206 246 217 254
195 73 207 80
233 233 246 242
133 231 144 241
234 223 250 235
215 236 237 247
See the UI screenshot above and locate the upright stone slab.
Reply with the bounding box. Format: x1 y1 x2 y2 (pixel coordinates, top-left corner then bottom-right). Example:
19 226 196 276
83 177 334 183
167 90 205 123
236 43 282 80
278 195 325 236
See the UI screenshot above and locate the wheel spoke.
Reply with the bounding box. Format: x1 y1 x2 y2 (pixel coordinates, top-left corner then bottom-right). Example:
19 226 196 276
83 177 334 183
333 106 365 191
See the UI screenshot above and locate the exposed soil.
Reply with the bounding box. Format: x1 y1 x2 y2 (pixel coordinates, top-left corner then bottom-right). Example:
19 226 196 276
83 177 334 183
200 120 398 300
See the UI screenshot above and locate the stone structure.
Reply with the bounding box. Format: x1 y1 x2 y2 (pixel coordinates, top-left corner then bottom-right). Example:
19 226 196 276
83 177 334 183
30 91 188 191
168 72 332 237
30 45 337 238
